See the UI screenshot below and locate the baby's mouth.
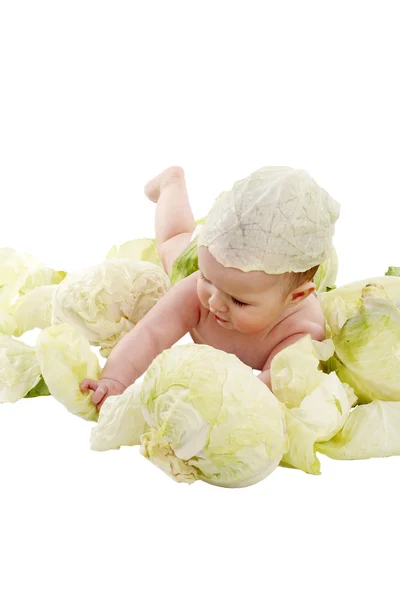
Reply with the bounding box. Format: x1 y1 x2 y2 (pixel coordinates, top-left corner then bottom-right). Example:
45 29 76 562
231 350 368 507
215 314 229 323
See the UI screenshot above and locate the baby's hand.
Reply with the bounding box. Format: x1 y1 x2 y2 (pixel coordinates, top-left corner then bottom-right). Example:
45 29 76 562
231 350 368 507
79 378 126 411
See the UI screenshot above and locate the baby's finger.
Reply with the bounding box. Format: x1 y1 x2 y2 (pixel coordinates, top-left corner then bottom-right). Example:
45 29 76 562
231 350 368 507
96 397 106 411
91 385 107 406
80 379 98 394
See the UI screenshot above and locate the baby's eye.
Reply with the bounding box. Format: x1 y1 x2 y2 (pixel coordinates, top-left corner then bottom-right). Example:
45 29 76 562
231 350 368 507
232 297 247 307
200 272 247 306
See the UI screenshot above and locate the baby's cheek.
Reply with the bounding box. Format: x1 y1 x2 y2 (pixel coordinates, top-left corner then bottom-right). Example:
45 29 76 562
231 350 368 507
237 309 258 327
239 307 270 331
196 284 208 308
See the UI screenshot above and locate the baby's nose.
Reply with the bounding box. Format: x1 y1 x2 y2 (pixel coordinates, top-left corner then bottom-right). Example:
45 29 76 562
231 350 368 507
209 291 227 311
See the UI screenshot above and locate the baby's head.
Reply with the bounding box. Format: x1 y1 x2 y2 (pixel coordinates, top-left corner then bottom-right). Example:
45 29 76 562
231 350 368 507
196 166 340 334
196 245 320 334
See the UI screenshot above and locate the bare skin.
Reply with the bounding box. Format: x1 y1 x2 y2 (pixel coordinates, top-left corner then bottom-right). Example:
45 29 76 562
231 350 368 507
80 166 326 410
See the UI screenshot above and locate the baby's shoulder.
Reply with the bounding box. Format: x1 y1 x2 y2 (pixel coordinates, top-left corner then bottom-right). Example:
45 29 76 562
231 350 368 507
261 296 326 371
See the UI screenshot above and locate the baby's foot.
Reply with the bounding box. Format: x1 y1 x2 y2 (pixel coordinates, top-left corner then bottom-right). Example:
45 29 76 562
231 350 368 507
144 166 184 203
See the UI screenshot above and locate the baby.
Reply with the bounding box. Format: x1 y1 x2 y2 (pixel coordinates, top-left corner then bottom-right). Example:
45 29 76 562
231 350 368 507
80 165 340 409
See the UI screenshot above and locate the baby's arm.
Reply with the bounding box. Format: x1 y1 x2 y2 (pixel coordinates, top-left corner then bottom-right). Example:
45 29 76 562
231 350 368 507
81 272 201 406
102 271 201 386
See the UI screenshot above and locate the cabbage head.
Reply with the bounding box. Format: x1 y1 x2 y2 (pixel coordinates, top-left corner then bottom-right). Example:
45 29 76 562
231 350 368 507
0 247 66 335
168 218 337 290
36 323 101 421
0 309 16 336
0 334 42 403
319 275 400 337
8 285 57 336
20 266 66 294
317 400 400 460
106 238 162 267
90 381 148 451
105 216 207 285
139 344 287 488
270 335 357 474
1 248 42 308
51 258 170 357
1 247 65 304
323 283 400 403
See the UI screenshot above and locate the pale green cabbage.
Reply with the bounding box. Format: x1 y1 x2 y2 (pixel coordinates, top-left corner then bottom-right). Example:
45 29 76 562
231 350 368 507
319 275 400 337
197 167 340 274
106 238 162 267
385 266 400 277
0 309 16 336
0 248 41 308
312 245 339 293
139 344 287 487
270 336 335 408
0 247 66 335
20 266 66 294
36 323 101 421
313 275 400 463
0 334 41 403
51 258 171 357
169 217 207 284
170 236 200 285
323 283 400 403
106 217 207 286
270 335 357 474
9 285 57 336
168 217 337 290
90 381 148 451
317 400 400 460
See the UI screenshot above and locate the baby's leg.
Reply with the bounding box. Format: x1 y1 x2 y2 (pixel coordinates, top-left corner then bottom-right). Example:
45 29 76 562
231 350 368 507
144 166 196 277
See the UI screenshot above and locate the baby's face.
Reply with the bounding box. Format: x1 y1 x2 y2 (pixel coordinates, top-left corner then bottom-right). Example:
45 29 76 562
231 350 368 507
197 246 288 335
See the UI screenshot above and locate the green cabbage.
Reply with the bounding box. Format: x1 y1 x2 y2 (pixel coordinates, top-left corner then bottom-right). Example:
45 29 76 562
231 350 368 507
385 266 400 277
0 247 66 335
106 232 205 285
323 283 400 403
312 245 338 293
313 275 400 463
24 376 50 398
0 248 41 308
105 216 207 284
106 238 162 267
9 284 57 336
36 323 101 421
317 400 400 460
270 335 357 474
139 344 287 487
319 275 400 337
51 258 171 357
0 334 42 403
168 217 207 285
170 237 200 285
90 381 148 451
20 267 66 294
0 309 16 336
168 218 337 290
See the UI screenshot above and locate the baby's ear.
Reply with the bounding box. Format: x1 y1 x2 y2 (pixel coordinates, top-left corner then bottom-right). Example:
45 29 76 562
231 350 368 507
288 282 316 305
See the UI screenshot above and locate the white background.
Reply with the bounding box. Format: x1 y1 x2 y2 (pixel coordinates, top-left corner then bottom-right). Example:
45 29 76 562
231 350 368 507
1 2 399 599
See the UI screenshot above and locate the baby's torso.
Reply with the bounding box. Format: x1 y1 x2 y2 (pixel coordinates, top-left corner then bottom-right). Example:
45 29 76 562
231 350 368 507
189 291 325 371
